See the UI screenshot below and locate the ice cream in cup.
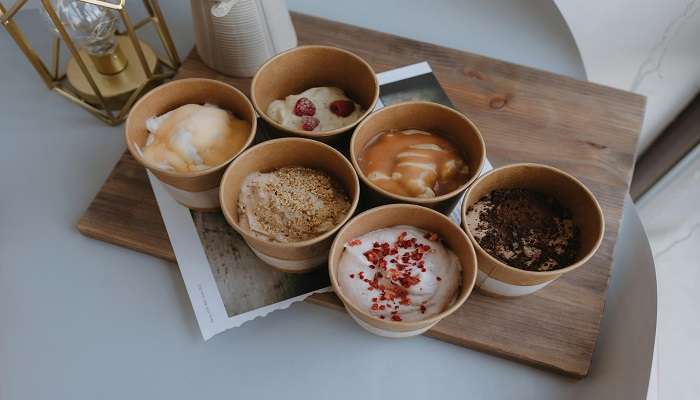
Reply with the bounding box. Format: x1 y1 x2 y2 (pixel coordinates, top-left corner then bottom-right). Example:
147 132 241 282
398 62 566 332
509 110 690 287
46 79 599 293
125 78 257 211
219 137 360 273
329 204 477 338
251 45 379 145
351 101 485 214
461 163 604 297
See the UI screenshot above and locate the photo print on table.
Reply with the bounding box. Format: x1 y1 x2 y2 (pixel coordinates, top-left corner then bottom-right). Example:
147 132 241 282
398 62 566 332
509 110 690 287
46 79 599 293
378 64 454 108
191 211 329 318
150 61 491 340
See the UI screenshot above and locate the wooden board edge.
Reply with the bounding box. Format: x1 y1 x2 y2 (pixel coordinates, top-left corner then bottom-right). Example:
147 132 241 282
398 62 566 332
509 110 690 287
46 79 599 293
426 328 589 379
76 218 176 262
289 12 647 109
305 290 589 378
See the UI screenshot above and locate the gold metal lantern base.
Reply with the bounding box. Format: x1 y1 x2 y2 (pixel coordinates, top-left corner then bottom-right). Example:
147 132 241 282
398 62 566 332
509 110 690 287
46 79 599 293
66 36 158 108
0 0 181 125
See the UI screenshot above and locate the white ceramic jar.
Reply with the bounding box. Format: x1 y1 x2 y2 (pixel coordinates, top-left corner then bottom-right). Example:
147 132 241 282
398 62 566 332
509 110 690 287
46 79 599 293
190 0 297 77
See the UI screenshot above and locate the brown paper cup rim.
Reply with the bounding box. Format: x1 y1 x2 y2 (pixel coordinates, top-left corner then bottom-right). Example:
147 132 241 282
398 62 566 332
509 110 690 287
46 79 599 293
219 137 361 249
251 45 379 138
125 78 257 179
329 204 477 329
350 101 486 204
460 162 605 278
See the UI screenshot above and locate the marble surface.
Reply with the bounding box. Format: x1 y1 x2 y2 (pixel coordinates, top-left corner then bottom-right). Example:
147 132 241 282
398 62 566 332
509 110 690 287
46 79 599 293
555 0 700 154
638 146 700 400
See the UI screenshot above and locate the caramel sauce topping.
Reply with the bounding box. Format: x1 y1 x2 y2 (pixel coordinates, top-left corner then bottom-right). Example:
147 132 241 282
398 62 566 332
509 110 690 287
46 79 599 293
142 104 250 173
358 129 470 198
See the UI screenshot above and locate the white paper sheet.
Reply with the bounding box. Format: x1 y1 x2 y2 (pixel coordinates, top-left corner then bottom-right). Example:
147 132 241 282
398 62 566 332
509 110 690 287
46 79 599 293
150 62 492 339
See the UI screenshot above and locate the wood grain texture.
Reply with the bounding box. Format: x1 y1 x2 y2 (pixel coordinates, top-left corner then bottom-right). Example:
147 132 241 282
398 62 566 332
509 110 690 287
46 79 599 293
77 13 645 378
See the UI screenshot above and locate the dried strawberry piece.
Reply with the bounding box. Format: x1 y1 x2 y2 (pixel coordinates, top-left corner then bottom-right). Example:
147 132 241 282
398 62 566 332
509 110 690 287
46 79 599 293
364 250 379 263
300 116 319 131
391 314 403 322
329 100 355 117
416 244 431 254
294 97 316 116
388 269 400 280
424 232 439 241
348 239 362 246
399 275 420 288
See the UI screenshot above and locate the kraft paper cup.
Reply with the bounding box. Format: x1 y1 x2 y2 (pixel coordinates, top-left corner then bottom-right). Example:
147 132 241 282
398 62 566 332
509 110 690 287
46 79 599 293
350 101 486 214
328 204 477 338
461 163 605 297
219 137 360 273
126 78 257 211
251 45 379 144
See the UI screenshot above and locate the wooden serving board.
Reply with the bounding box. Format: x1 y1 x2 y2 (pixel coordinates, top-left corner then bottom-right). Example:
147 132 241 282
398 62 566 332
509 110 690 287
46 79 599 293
77 13 644 378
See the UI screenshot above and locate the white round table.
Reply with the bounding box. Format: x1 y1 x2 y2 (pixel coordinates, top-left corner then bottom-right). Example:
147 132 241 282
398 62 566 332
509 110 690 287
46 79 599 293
0 1 655 398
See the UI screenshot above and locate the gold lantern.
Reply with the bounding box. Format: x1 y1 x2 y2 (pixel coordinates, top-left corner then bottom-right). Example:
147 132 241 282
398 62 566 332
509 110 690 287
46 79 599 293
0 0 180 125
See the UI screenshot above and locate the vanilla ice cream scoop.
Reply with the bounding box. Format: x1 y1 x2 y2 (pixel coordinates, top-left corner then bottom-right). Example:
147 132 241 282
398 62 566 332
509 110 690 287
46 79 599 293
140 103 251 172
337 225 461 322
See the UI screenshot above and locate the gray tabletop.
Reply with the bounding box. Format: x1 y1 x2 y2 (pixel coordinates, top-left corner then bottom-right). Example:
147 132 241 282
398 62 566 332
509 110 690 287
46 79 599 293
0 1 654 399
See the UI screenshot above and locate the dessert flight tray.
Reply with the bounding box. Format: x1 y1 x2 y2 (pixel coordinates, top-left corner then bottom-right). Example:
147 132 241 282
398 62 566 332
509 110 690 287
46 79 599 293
77 13 645 378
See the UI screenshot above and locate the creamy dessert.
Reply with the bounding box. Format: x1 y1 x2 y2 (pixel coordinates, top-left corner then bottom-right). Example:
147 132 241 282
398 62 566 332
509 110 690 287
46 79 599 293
337 226 461 322
141 103 251 173
358 129 470 198
237 166 351 243
266 87 364 132
465 188 580 271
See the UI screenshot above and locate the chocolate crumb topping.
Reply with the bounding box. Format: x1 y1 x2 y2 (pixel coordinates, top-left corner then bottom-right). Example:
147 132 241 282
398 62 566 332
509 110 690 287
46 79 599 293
466 188 580 271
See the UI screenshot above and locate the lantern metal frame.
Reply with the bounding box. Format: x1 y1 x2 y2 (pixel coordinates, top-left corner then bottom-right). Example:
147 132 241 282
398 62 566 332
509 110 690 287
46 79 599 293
0 0 180 125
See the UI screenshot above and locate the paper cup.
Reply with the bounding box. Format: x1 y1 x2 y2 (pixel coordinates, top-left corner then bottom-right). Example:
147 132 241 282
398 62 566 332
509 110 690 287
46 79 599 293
125 78 257 211
219 137 360 273
461 163 605 297
328 204 477 338
251 45 379 144
350 101 486 214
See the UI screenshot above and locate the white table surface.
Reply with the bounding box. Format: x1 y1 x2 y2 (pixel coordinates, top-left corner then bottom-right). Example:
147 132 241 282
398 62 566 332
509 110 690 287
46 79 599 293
0 1 655 399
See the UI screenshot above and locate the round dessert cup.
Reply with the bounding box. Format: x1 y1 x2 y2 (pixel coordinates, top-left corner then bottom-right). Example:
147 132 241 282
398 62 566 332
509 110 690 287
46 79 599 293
250 45 379 145
125 78 257 211
219 137 360 273
350 101 486 215
328 204 477 338
461 163 605 297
